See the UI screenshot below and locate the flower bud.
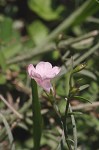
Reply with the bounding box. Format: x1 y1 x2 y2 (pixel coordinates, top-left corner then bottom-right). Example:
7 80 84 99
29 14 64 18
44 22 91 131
72 63 86 74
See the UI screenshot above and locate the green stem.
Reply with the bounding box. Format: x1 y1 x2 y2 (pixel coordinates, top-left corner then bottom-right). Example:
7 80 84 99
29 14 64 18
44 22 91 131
63 98 72 150
45 92 69 148
31 79 42 150
49 94 72 149
69 105 77 150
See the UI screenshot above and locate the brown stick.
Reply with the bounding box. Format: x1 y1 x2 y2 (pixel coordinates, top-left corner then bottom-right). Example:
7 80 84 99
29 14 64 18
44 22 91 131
0 95 23 119
72 102 99 111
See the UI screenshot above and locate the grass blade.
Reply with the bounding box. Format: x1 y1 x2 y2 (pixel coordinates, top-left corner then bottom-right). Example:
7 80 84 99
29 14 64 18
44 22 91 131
74 96 92 103
0 113 15 150
31 79 42 150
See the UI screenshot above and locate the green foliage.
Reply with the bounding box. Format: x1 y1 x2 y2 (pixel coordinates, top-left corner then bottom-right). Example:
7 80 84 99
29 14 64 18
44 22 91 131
73 96 91 103
0 0 99 149
0 16 20 43
28 20 49 45
28 0 64 20
0 50 6 71
0 16 13 42
31 79 42 150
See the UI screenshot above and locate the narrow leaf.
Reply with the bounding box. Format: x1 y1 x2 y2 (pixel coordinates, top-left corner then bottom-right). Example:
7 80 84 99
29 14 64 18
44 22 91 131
79 84 89 91
31 79 42 150
68 112 83 116
65 71 71 97
0 113 15 150
74 96 92 103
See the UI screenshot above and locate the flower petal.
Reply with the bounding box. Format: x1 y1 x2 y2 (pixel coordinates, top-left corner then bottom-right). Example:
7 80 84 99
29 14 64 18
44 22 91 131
45 66 61 78
27 62 61 92
52 66 61 76
36 62 52 78
27 64 41 79
39 79 53 92
27 64 35 76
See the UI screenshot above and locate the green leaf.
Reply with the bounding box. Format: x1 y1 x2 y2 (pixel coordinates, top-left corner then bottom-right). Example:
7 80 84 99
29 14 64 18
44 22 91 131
28 0 64 20
71 37 94 50
72 0 99 26
0 16 20 43
3 43 22 59
58 99 66 115
79 84 89 91
68 112 83 116
0 16 13 42
31 79 42 150
0 50 6 71
28 20 49 45
82 82 98 102
79 70 97 80
74 96 92 103
65 72 71 97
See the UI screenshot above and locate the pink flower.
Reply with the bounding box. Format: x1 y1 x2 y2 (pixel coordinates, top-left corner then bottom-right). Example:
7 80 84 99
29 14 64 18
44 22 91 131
27 61 61 92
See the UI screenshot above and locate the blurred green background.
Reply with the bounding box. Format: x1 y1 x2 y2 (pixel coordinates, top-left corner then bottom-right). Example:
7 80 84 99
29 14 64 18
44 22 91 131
0 0 99 150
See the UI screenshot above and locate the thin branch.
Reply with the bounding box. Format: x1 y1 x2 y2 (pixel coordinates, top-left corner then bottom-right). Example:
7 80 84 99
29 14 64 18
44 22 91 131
7 0 99 64
0 95 23 119
7 30 99 64
58 30 98 49
0 113 15 150
72 101 99 111
60 42 99 76
74 42 99 67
